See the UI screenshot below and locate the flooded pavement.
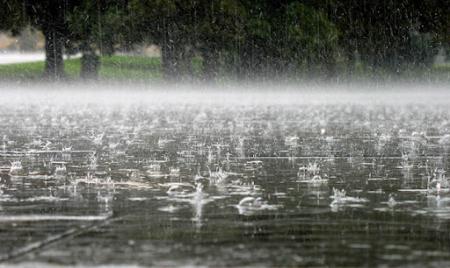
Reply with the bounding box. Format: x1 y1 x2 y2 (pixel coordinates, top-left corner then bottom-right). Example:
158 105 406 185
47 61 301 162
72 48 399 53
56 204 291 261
1 89 450 267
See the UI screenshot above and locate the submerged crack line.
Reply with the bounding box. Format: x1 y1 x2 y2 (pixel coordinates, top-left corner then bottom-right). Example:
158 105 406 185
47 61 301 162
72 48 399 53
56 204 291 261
0 212 117 263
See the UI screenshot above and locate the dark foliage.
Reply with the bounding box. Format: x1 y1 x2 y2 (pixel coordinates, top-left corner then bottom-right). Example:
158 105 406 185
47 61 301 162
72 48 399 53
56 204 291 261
1 0 448 81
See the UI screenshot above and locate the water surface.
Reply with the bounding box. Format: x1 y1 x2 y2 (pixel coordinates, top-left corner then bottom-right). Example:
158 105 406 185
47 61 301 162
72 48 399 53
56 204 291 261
1 88 450 267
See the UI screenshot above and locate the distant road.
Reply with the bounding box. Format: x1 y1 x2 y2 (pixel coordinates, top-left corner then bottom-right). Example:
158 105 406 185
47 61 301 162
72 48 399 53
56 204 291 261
0 52 80 65
0 52 45 64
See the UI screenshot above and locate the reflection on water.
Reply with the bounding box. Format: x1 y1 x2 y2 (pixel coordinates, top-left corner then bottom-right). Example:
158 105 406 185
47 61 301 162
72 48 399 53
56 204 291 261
1 101 450 266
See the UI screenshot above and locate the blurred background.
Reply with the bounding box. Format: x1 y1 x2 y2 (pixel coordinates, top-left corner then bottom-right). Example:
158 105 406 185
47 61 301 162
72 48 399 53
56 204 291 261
0 0 448 83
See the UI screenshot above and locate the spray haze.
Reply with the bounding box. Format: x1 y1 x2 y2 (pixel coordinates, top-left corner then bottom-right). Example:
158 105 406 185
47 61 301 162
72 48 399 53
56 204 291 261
1 82 449 106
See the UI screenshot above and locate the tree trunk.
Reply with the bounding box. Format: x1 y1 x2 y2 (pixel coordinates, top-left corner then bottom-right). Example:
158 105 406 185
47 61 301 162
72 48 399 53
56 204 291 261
80 43 100 80
178 46 194 80
43 27 65 80
160 19 182 81
202 49 219 81
345 48 356 78
161 43 176 80
323 47 336 80
237 45 252 80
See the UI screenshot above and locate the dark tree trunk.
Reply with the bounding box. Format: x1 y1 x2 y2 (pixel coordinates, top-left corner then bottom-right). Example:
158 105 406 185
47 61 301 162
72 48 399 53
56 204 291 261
202 49 219 81
178 45 194 80
345 48 356 78
80 43 100 80
237 44 253 80
160 19 182 81
323 47 336 80
43 27 65 80
161 42 178 81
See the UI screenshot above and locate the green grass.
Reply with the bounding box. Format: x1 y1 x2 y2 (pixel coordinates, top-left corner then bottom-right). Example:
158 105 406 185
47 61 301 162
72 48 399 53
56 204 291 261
100 56 162 80
433 63 450 74
0 55 163 81
0 54 448 82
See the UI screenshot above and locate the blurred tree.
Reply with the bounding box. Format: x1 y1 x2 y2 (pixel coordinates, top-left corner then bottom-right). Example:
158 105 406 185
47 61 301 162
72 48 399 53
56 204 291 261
237 1 338 79
67 0 131 79
0 1 27 35
413 0 449 67
2 0 447 81
16 27 43 51
332 0 449 76
21 0 81 80
195 0 246 80
130 0 205 80
277 2 338 78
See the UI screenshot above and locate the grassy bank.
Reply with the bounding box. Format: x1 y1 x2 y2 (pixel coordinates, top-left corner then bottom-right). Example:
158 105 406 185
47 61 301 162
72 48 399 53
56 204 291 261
0 55 163 81
0 54 448 82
